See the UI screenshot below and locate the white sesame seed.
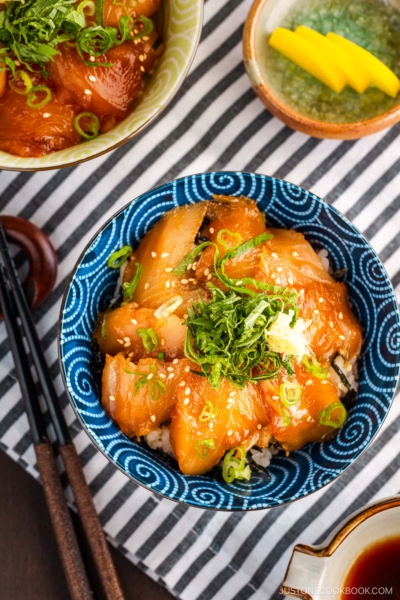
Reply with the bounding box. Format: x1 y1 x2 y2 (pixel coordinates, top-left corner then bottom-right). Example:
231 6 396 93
181 279 188 285
165 281 170 289
183 314 188 320
307 415 312 422
186 264 192 271
139 54 144 62
124 341 131 348
167 367 174 372
292 251 299 257
131 319 138 325
339 312 343 320
229 391 236 397
109 395 115 401
272 395 280 400
339 335 345 341
84 88 92 95
300 289 305 295
147 373 154 380
209 422 214 429
161 252 169 258
123 337 130 342
165 267 172 273
128 352 134 358
257 424 262 430
313 309 319 315
204 268 210 276
173 358 179 364
209 227 214 234
117 339 124 344
43 112 51 118
184 366 190 372
329 321 334 328
140 66 145 72
188 278 196 283
305 380 313 386
161 339 165 346
185 387 191 395
272 252 278 259
88 75 96 82
207 274 212 280
168 373 175 379
192 262 197 270
144 282 149 290
227 430 233 436
179 381 186 387
288 277 294 285
171 281 176 288
346 365 353 372
89 56 95 62
319 297 324 304
321 380 328 385
276 277 281 285
226 404 232 409
159 373 166 379
151 251 157 258
276 267 283 272
150 415 156 422
183 398 190 405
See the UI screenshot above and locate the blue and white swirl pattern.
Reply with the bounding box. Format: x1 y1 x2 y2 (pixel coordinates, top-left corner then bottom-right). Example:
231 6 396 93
58 172 400 511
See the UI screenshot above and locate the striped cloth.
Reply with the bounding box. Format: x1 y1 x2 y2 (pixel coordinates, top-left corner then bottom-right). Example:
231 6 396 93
1 0 400 598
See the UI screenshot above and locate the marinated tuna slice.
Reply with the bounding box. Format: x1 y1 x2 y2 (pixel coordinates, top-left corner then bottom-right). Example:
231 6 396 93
195 196 267 282
104 0 162 27
259 362 346 452
256 231 362 363
170 373 271 475
102 355 193 437
0 87 80 157
49 42 143 120
93 304 186 359
125 203 210 316
255 228 333 287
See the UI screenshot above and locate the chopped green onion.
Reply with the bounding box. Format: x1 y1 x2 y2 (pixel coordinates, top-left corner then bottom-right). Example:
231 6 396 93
281 405 291 427
137 327 158 352
318 402 347 429
222 446 251 483
171 241 213 277
199 400 219 423
122 262 142 299
26 86 51 109
216 229 242 250
9 71 33 95
96 0 105 26
77 0 95 15
101 313 107 339
154 296 183 319
217 232 272 268
302 355 328 380
157 352 165 361
74 112 100 140
107 245 133 269
131 15 153 41
280 381 302 407
195 438 215 459
124 365 167 401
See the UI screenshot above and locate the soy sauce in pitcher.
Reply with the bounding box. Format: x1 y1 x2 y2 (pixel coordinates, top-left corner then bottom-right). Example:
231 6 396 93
341 537 400 600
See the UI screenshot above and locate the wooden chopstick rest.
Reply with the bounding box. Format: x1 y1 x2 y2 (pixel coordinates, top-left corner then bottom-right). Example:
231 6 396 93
0 215 57 318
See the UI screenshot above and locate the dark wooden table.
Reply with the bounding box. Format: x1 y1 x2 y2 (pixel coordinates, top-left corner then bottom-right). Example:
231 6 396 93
0 449 175 600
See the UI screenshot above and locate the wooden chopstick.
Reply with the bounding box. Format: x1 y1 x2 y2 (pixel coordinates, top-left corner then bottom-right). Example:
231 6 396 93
0 224 125 600
0 263 93 600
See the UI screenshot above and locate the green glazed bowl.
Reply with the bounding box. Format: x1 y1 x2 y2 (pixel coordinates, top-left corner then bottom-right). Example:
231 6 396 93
0 0 203 171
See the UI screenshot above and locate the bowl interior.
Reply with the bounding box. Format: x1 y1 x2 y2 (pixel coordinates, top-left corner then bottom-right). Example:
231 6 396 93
0 0 202 171
59 172 400 510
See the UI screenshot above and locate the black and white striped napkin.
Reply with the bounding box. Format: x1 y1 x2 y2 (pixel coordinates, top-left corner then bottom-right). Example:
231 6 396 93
1 0 400 598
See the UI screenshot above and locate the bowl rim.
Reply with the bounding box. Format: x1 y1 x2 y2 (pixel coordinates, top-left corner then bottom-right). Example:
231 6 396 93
0 0 204 172
243 0 400 140
58 171 400 511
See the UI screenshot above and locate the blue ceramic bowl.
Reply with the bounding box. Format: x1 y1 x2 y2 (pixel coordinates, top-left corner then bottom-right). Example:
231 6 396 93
59 172 400 511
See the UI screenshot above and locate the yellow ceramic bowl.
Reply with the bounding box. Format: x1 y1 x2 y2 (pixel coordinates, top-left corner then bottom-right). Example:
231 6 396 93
0 0 203 171
243 0 400 140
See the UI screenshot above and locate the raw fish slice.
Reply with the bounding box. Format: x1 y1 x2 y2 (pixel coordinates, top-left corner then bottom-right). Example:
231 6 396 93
49 42 143 120
195 196 267 282
255 233 362 363
125 202 210 316
104 0 162 27
93 304 186 358
170 373 271 475
0 86 80 157
102 355 193 437
259 362 344 452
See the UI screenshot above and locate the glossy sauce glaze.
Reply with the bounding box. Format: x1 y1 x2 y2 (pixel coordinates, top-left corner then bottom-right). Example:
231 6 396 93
341 537 400 600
